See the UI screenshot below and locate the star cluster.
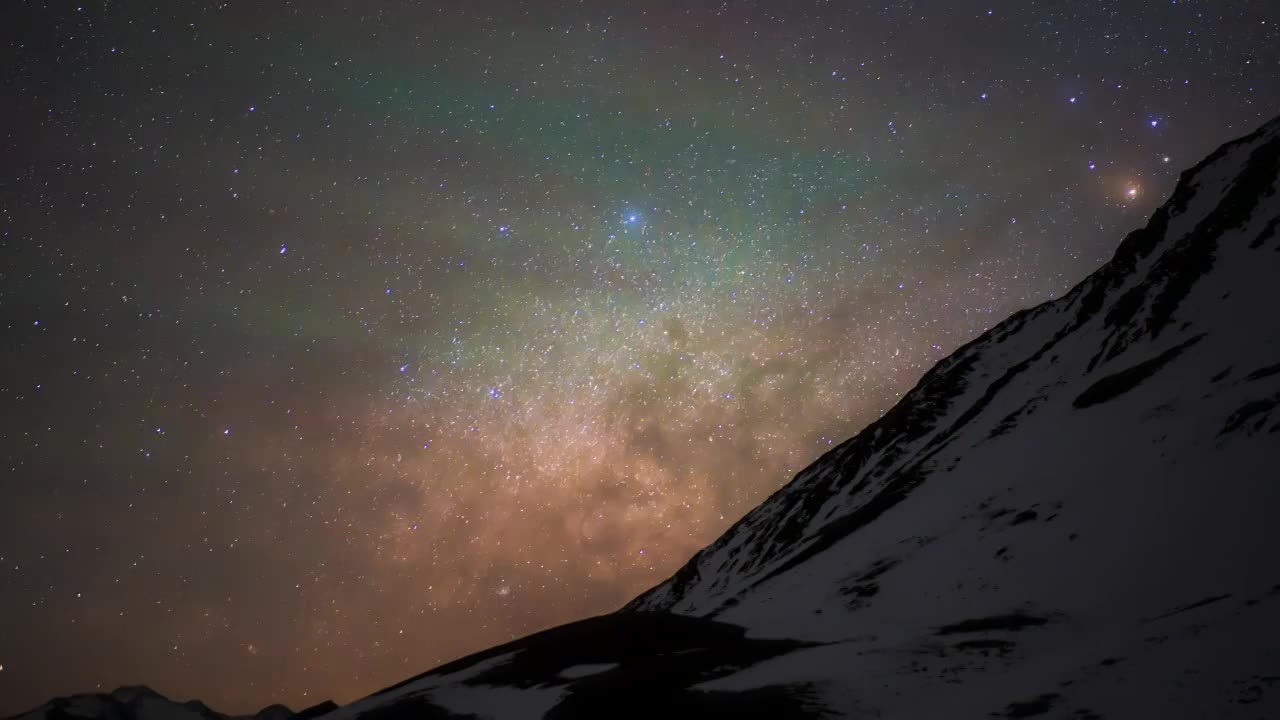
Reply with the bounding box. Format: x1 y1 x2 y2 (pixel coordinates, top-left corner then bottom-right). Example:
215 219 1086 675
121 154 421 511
1 0 1277 714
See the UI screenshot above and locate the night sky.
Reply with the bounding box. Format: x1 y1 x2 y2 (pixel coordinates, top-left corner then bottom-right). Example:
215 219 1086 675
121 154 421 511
1 0 1277 714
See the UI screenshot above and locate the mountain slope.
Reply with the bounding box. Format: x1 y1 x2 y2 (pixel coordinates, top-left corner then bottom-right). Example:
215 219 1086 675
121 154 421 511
628 116 1280 618
318 115 1280 718
15 116 1280 719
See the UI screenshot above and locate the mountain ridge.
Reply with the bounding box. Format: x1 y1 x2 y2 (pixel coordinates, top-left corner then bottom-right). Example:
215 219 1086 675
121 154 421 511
626 113 1280 618
7 686 337 720
310 112 1280 718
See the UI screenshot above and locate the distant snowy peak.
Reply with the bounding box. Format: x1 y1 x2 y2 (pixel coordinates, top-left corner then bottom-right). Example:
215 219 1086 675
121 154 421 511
9 687 335 720
627 115 1280 616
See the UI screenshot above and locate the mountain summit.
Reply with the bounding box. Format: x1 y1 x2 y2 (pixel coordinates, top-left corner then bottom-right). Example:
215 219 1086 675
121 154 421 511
14 116 1280 718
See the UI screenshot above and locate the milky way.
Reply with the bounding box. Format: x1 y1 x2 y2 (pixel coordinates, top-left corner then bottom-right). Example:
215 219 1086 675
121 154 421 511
2 1 1277 714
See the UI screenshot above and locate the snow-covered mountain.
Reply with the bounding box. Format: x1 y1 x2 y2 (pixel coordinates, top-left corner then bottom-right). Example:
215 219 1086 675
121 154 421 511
313 116 1280 718
15 115 1280 719
8 687 335 720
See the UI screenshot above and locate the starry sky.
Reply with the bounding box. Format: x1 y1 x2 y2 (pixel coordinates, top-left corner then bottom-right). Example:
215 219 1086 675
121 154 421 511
1 0 1277 714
